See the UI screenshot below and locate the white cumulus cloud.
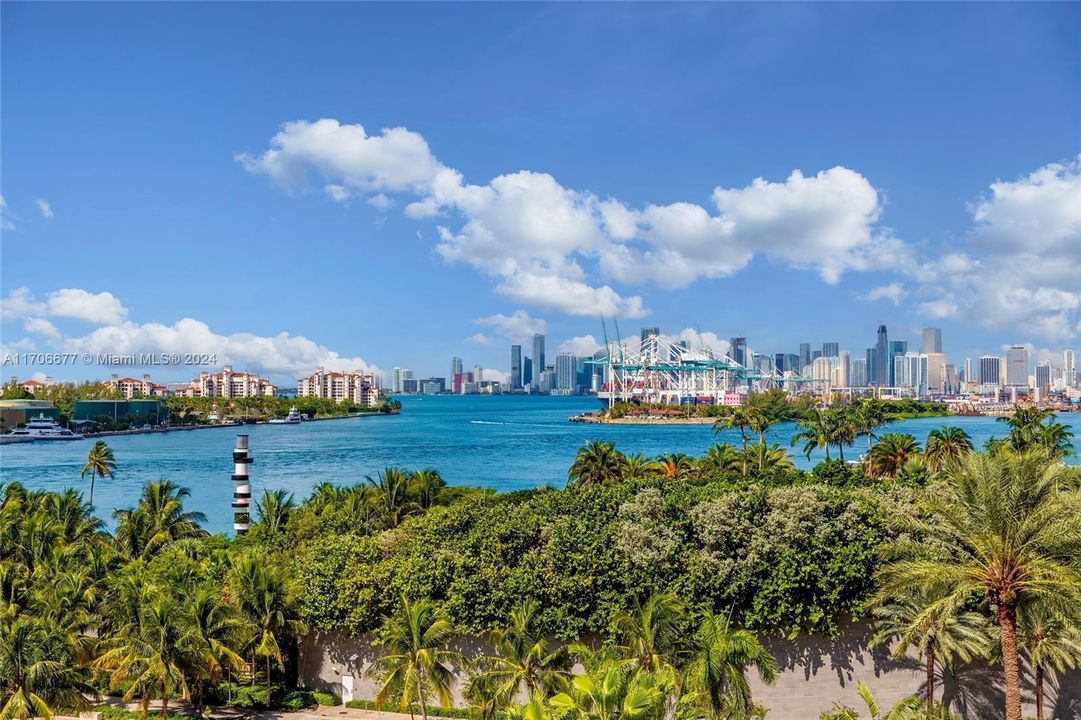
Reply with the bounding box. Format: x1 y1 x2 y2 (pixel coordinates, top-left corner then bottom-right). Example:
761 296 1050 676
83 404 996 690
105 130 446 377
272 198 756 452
46 289 128 325
865 283 906 305
473 309 547 343
556 335 603 356
241 118 897 320
24 317 61 342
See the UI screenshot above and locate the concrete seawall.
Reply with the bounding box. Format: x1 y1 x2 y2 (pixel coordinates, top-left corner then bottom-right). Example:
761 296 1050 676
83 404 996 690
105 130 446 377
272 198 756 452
298 621 1081 720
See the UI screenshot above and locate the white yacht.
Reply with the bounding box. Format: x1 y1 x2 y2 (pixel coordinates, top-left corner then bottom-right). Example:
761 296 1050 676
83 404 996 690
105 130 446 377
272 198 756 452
267 407 302 424
5 414 84 441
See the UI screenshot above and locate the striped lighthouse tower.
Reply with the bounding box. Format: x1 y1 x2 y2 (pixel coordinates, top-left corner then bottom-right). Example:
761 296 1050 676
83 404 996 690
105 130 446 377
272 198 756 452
232 434 253 534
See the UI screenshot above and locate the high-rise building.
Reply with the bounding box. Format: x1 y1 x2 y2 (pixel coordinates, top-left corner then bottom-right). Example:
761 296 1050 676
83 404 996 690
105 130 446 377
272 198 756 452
1035 362 1052 395
523 357 533 389
730 337 747 367
963 358 973 384
945 364 958 394
978 356 1001 386
785 353 800 375
555 355 580 395
924 352 947 395
895 353 929 395
1005 345 1028 387
1064 349 1076 388
510 345 523 390
774 353 786 373
392 367 402 393
889 341 908 387
799 343 811 371
531 334 545 389
875 325 889 387
836 351 850 387
822 342 839 358
921 328 943 354
451 357 463 380
850 358 868 388
812 350 823 361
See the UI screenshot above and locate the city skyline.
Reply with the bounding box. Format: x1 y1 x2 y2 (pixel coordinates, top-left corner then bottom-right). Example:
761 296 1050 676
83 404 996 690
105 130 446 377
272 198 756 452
2 3 1080 383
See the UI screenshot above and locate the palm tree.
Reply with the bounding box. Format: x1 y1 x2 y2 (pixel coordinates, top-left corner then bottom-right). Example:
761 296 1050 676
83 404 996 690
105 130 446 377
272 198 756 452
80 440 116 507
254 489 295 534
823 408 857 461
370 594 461 720
231 554 307 702
791 409 833 461
0 618 95 720
612 593 686 672
113 480 206 560
714 408 754 474
184 588 246 714
470 600 569 710
548 663 669 720
366 468 419 528
866 434 921 479
869 590 991 716
998 405 1076 459
745 442 795 475
683 612 777 720
622 453 653 481
698 444 742 479
94 597 192 718
851 401 888 454
829 681 924 720
408 469 446 509
876 451 1081 720
649 454 695 482
1018 604 1081 720
568 441 628 486
924 427 973 473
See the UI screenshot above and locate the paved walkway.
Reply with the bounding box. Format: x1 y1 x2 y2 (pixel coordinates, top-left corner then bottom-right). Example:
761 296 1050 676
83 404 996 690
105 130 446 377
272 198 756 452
59 697 452 720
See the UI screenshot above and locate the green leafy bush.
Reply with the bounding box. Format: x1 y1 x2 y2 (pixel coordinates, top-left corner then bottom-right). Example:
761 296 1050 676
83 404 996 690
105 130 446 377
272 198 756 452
312 691 342 706
277 690 317 711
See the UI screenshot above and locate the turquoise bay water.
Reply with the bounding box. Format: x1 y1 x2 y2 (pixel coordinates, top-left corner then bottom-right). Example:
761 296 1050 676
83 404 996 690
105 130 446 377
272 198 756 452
2 395 1078 533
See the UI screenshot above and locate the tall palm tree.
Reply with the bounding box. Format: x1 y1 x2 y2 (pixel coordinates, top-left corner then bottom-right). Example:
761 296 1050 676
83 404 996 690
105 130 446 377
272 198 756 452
612 593 686 672
869 590 991 717
714 408 754 474
823 408 857 461
998 405 1075 459
0 618 95 720
683 612 777 720
80 440 116 507
113 480 206 560
924 427 973 474
184 588 246 714
568 441 628 486
866 434 921 479
876 451 1081 720
791 409 833 461
1018 604 1081 720
231 554 307 702
94 597 192 718
470 600 569 710
254 489 295 535
851 401 888 454
370 594 461 720
744 442 795 475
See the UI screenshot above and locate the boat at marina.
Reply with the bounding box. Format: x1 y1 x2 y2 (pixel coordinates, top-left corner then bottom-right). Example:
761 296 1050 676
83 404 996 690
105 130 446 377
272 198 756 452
3 414 84 441
267 407 302 424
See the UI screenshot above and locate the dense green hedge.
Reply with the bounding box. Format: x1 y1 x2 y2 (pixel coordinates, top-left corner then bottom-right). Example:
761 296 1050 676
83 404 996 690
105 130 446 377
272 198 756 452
292 476 914 640
345 699 472 718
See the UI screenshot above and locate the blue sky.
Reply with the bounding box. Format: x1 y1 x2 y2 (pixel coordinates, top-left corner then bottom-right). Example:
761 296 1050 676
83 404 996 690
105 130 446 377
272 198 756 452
2 2 1079 384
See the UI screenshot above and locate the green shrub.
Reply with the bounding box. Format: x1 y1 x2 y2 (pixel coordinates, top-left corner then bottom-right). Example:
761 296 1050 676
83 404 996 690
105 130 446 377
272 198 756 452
344 700 468 718
312 691 342 706
278 690 316 711
219 682 274 709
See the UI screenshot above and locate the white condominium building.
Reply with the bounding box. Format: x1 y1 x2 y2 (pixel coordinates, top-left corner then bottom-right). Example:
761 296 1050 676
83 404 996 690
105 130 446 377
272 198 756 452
297 367 382 407
176 366 277 398
105 373 169 398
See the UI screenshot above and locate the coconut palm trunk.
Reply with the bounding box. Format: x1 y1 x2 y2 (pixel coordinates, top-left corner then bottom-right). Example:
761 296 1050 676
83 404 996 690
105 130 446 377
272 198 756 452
89 469 97 505
925 646 935 718
998 603 1023 720
266 655 272 706
415 666 428 720
1035 666 1044 720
